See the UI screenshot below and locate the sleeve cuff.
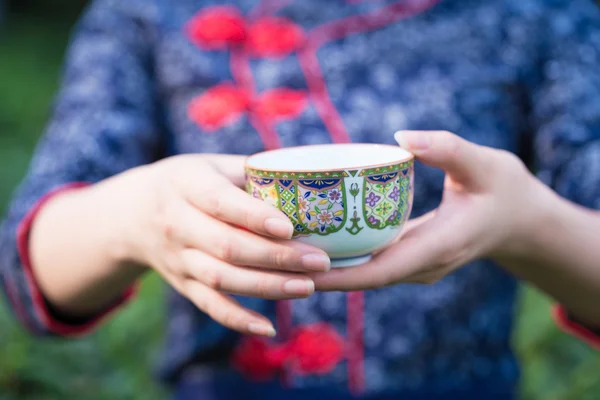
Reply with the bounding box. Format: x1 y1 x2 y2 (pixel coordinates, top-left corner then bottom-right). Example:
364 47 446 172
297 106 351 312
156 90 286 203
16 182 137 337
552 305 600 350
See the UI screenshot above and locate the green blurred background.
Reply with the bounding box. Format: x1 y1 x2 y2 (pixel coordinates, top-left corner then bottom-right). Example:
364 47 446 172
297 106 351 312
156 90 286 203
0 1 599 399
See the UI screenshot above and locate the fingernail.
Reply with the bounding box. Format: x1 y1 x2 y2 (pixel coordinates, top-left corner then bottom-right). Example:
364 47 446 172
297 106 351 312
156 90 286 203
394 131 429 152
248 322 276 337
264 218 293 239
301 253 331 272
283 279 315 296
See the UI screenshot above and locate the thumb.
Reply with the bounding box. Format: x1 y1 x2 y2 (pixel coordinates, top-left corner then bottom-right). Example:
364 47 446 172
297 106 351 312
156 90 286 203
394 130 488 188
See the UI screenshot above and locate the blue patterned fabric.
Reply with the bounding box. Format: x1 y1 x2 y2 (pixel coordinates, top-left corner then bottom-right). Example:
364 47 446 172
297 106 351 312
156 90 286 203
1 0 600 397
173 368 515 399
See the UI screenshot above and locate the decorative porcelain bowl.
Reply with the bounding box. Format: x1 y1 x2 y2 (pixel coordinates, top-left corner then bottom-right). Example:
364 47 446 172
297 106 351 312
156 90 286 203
245 144 414 268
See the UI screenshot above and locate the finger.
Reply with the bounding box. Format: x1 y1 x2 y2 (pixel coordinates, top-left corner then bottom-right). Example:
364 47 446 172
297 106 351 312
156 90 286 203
373 211 436 255
175 202 330 272
181 249 315 300
203 155 247 188
183 279 276 336
313 213 470 291
402 210 436 236
187 177 294 240
394 130 489 189
402 268 453 285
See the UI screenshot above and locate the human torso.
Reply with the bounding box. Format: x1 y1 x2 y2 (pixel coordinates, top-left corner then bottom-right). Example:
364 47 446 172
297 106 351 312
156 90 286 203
148 0 539 395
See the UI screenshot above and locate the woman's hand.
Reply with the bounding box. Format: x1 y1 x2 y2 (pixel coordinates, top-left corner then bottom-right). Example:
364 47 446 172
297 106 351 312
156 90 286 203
121 155 331 336
313 130 548 291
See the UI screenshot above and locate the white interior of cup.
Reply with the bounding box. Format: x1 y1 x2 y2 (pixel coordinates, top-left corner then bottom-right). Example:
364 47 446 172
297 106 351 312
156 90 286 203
246 144 412 171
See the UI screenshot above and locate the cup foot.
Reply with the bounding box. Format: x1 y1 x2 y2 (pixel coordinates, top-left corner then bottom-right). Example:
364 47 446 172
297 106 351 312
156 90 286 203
330 254 372 268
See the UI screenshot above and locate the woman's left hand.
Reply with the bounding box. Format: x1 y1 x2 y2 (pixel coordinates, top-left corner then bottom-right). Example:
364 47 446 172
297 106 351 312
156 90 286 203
313 130 547 290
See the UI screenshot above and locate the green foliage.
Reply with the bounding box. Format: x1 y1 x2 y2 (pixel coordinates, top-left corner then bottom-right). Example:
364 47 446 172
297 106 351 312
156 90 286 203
0 15 167 400
0 9 599 400
516 289 600 400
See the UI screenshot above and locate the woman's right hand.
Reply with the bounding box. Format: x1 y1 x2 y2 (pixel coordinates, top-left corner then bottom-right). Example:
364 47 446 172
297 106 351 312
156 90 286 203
121 154 331 336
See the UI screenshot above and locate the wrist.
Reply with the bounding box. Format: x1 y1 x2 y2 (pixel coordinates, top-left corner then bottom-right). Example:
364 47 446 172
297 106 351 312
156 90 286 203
27 174 149 314
491 176 563 263
80 167 154 271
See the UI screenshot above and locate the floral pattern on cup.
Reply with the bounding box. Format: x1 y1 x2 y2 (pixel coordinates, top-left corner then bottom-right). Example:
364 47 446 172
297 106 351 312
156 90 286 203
245 160 413 237
247 177 280 208
246 171 349 237
296 180 346 235
361 164 412 230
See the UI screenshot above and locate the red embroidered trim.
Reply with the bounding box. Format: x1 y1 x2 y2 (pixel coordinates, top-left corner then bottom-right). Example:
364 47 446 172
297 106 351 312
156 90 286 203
230 48 283 150
347 291 365 395
232 323 345 381
552 305 600 350
15 183 136 337
275 299 293 385
231 335 284 381
187 7 307 137
275 299 293 341
308 0 442 47
187 83 251 131
297 49 351 144
290 323 345 375
298 0 443 147
186 6 247 50
247 17 306 58
254 88 308 121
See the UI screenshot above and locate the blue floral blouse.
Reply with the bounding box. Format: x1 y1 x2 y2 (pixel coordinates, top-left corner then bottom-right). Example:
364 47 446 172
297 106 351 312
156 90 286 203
2 0 600 398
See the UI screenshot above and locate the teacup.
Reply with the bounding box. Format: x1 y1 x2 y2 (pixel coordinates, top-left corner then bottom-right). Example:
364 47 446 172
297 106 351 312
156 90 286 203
245 143 414 268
